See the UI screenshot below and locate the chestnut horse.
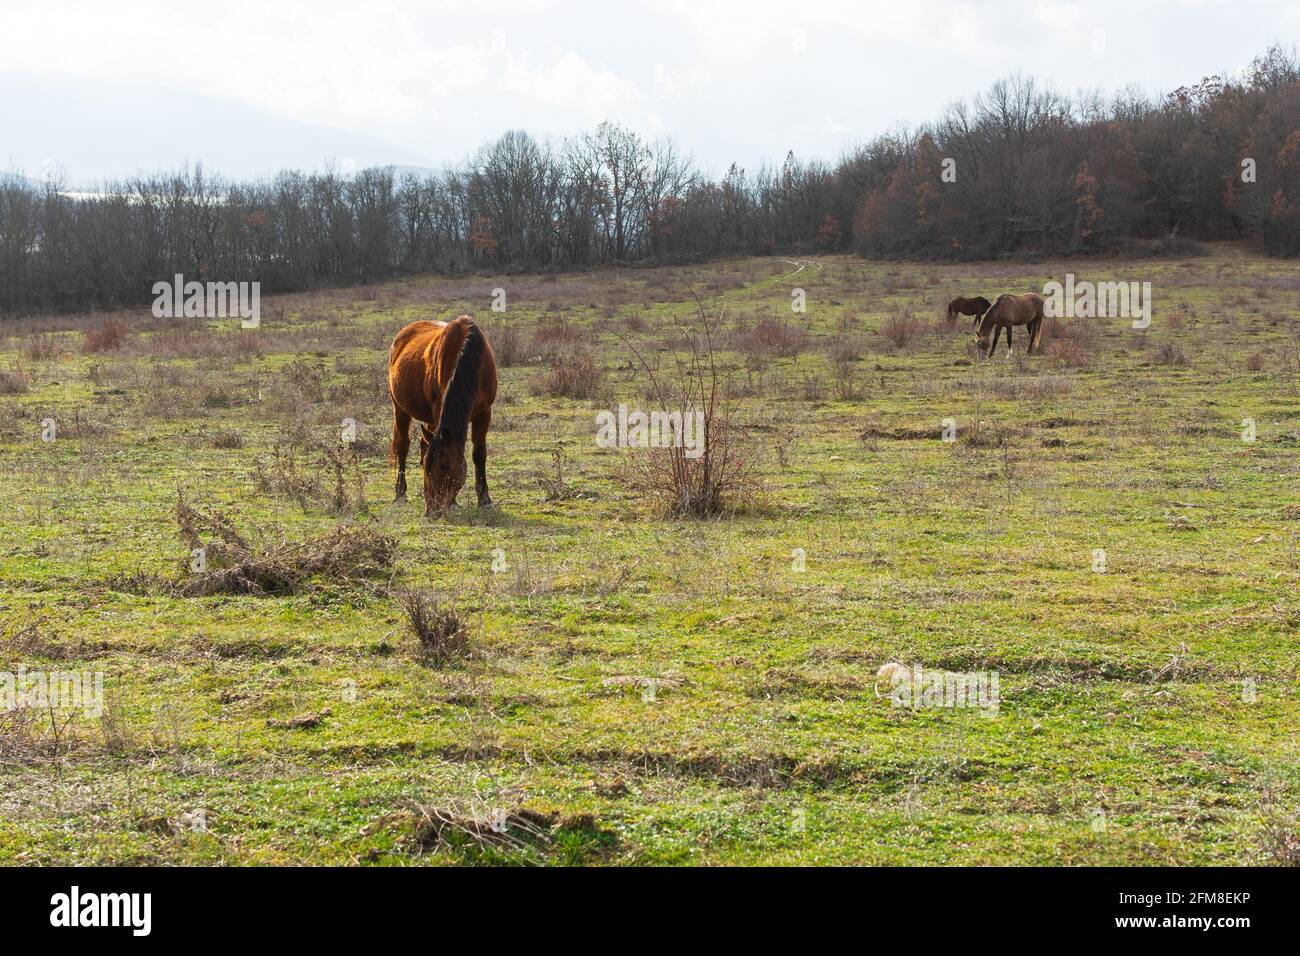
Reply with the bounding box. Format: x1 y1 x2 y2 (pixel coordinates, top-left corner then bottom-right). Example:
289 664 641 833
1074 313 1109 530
388 316 498 515
975 292 1046 357
946 295 991 324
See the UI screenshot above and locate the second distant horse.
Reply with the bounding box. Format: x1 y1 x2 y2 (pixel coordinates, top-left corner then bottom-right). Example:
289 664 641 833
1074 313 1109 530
946 295 991 324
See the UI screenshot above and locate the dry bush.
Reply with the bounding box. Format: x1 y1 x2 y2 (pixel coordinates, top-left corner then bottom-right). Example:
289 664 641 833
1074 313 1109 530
537 443 582 501
330 357 389 404
1043 316 1099 368
731 313 807 363
825 331 866 364
173 494 395 596
0 707 43 761
1256 786 1300 866
1153 341 1189 367
829 357 864 401
536 314 583 346
881 308 920 350
282 358 326 401
398 590 471 666
485 322 527 368
253 432 368 513
23 332 61 361
1246 351 1267 372
0 366 31 394
211 429 244 449
82 316 131 353
146 328 216 360
621 303 762 518
530 350 609 401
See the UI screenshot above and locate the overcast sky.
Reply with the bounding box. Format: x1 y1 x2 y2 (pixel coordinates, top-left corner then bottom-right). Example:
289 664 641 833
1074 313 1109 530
2 0 1297 185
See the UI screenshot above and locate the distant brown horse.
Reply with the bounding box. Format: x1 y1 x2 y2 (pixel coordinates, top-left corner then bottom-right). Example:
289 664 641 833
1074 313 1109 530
946 295 991 324
975 293 1046 357
388 315 498 515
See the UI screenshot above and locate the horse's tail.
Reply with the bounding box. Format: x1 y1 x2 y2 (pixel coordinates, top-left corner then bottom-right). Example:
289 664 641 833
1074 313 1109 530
435 316 485 447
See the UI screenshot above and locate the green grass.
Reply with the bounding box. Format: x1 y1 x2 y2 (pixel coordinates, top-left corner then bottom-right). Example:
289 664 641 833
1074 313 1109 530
1 246 1299 865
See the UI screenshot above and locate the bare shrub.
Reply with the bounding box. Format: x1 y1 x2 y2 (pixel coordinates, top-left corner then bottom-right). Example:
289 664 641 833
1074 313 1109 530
0 707 42 761
1153 341 1188 367
23 332 61 361
253 432 367 513
732 313 807 363
825 331 866 364
486 323 527 368
0 366 31 394
530 350 608 401
537 443 581 501
621 301 761 518
83 316 131 353
881 308 920 350
830 357 864 401
1256 785 1300 866
330 357 390 404
536 314 583 345
398 590 471 666
281 358 326 401
1246 351 1267 372
253 440 322 507
1043 316 1099 368
211 429 244 449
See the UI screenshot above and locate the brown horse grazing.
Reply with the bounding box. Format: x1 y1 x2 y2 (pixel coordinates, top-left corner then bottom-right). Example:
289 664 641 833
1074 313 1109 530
975 293 1046 357
388 316 498 515
946 295 991 324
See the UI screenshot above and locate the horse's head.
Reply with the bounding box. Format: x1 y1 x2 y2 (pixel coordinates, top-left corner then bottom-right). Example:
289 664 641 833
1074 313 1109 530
422 428 467 515
974 297 1001 356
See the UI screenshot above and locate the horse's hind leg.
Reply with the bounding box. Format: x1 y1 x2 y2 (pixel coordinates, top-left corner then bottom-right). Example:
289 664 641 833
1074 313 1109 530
391 406 412 501
471 410 492 508
1029 317 1043 354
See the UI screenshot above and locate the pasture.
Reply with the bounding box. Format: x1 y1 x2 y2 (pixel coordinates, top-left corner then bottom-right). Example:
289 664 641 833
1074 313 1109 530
1 246 1298 865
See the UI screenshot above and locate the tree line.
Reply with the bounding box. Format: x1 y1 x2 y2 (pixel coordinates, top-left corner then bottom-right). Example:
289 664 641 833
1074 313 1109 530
1 45 1297 316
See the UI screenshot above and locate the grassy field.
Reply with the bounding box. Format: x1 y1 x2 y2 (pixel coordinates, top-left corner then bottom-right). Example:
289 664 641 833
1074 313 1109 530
1 245 1298 865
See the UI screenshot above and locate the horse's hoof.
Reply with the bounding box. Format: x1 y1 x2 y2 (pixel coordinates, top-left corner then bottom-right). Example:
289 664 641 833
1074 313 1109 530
478 497 494 509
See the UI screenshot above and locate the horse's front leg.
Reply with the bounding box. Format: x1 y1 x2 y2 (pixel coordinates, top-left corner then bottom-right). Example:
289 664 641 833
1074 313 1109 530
471 410 492 508
988 326 1002 357
392 407 411 501
1005 326 1013 357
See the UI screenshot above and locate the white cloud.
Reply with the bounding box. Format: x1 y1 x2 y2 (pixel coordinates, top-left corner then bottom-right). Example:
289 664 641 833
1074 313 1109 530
0 0 1291 178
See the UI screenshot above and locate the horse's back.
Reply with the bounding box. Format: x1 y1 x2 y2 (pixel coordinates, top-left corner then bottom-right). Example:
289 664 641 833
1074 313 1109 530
390 319 445 360
388 320 448 419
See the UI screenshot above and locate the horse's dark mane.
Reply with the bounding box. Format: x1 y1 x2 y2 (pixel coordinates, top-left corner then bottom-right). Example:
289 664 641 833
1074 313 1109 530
435 319 484 447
